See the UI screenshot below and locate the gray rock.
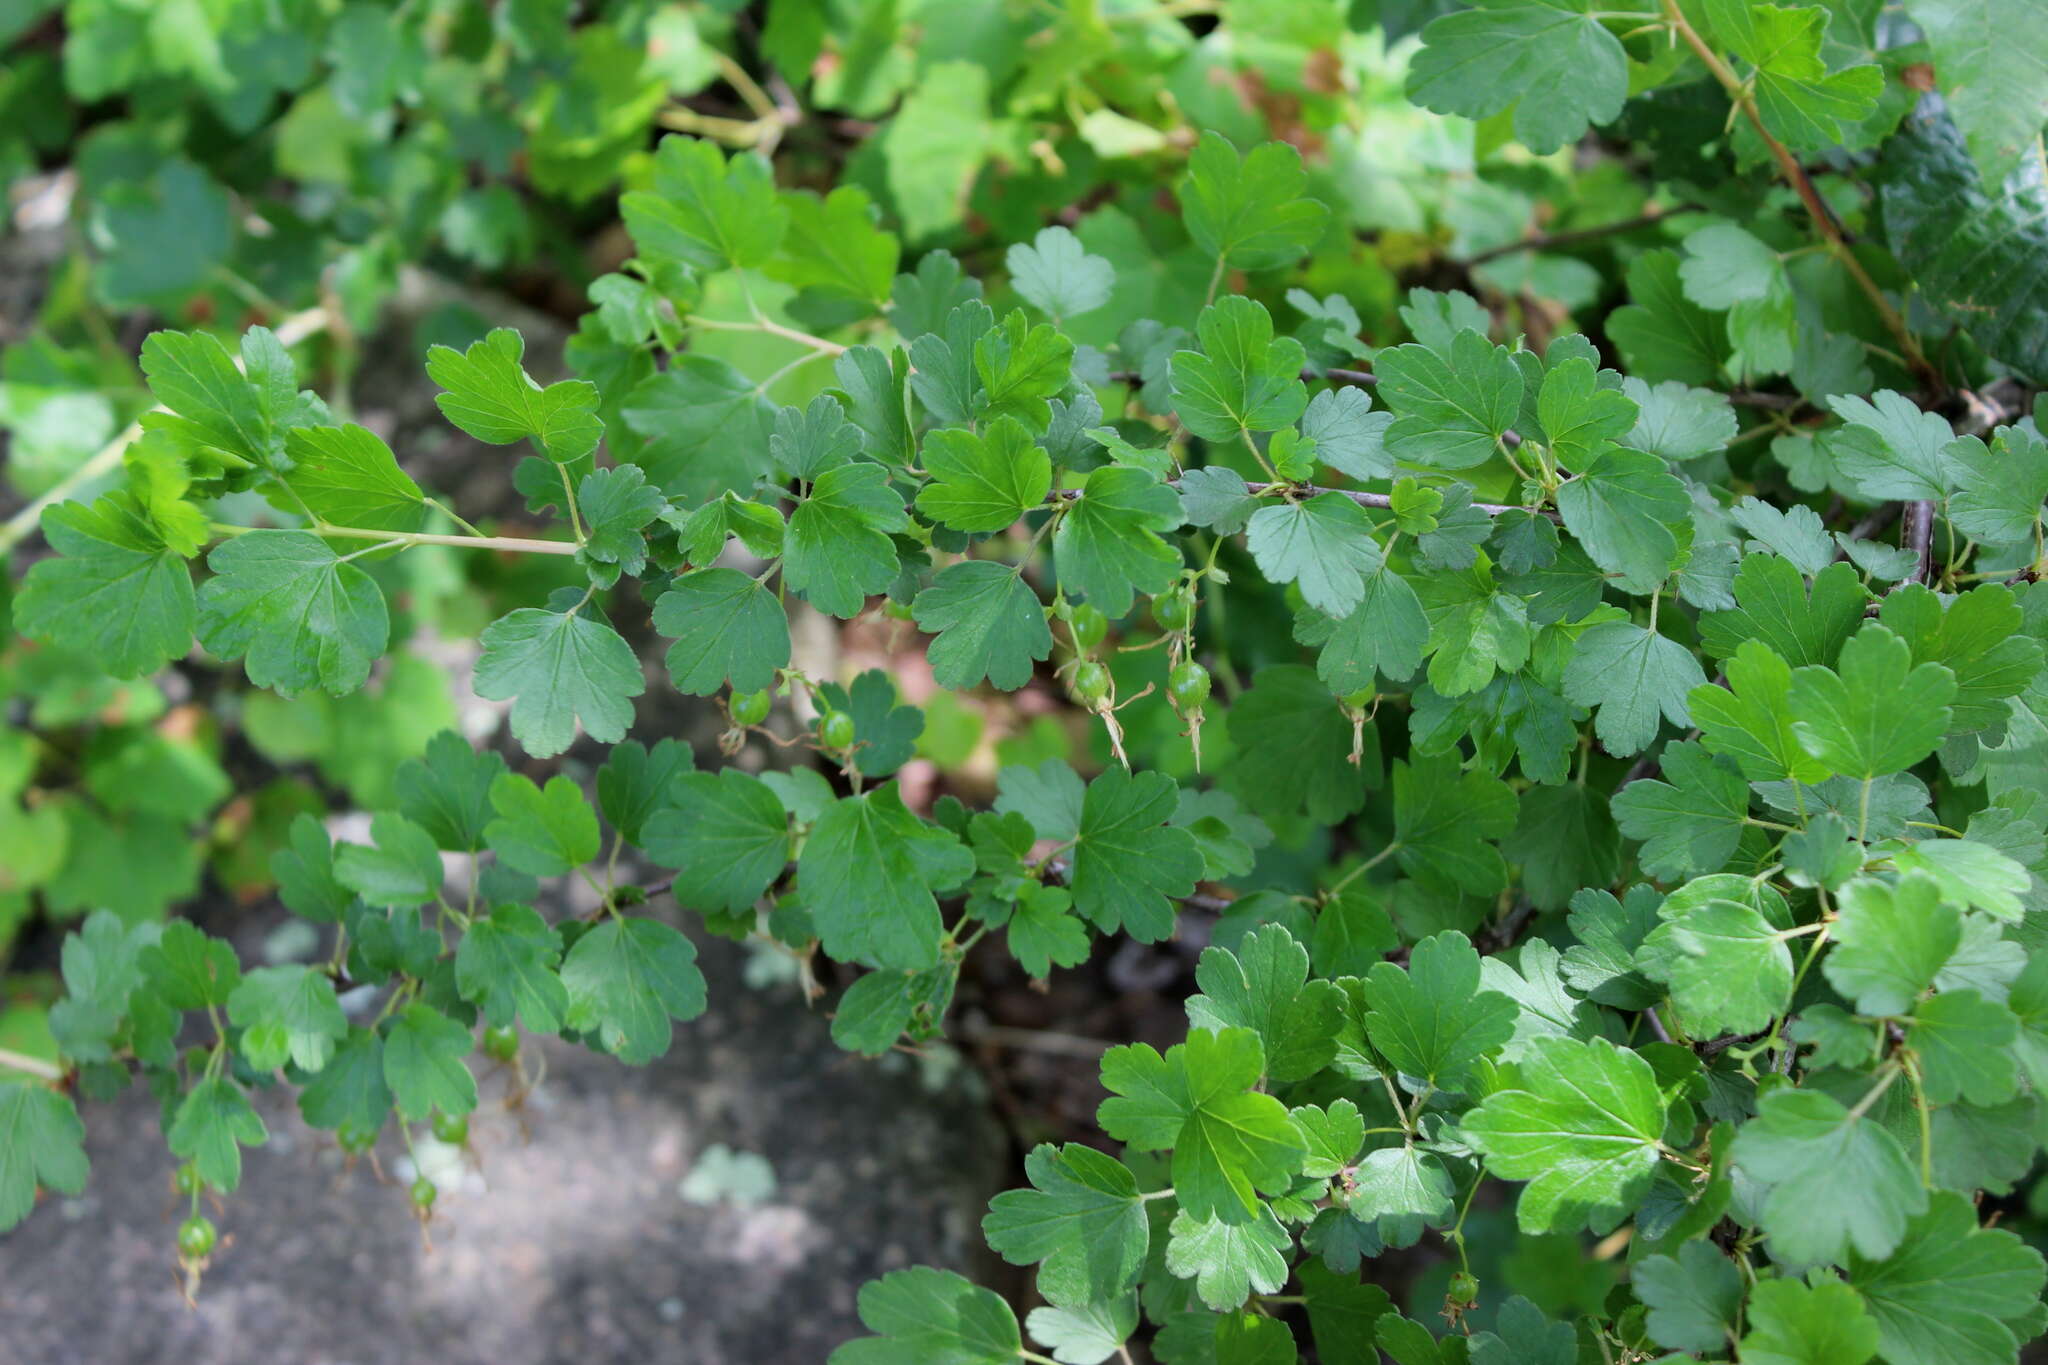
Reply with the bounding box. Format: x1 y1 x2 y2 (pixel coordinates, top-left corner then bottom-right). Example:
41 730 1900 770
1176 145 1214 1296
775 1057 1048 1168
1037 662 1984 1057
2 935 1010 1365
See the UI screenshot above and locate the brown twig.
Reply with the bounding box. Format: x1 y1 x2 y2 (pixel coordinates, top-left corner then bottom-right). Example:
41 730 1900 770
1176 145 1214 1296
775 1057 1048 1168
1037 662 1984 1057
1462 204 1702 266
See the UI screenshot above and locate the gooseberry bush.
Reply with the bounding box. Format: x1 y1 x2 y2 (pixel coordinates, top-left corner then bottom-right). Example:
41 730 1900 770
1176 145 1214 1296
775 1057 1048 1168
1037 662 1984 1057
6 1 2048 1362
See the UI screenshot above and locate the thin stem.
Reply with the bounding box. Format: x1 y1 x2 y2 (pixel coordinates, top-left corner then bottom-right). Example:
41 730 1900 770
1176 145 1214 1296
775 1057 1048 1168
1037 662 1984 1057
1203 254 1227 308
0 306 331 556
211 522 581 557
1463 203 1701 265
422 497 486 538
0 1047 65 1082
558 463 587 544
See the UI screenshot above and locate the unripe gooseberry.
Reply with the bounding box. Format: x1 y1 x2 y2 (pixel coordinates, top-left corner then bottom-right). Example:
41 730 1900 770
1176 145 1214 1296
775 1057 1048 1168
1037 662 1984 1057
1066 603 1109 653
818 709 857 751
431 1111 469 1145
1151 588 1195 633
1166 660 1212 711
410 1177 438 1210
482 1024 520 1063
729 688 772 726
178 1214 217 1260
1071 659 1112 708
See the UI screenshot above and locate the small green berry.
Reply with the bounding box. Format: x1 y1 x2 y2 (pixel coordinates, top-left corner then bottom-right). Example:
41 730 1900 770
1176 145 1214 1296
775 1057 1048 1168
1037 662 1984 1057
1166 660 1212 711
431 1112 470 1145
1447 1270 1480 1306
410 1176 438 1210
178 1215 217 1260
818 709 857 751
337 1121 379 1154
1066 603 1109 653
1071 659 1112 708
1151 588 1195 633
729 688 772 726
173 1162 203 1196
482 1024 520 1063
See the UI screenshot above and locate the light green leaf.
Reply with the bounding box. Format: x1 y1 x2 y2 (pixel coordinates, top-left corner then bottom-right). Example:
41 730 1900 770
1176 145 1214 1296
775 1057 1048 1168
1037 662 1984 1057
196 531 388 696
785 462 907 617
382 1003 477 1121
0 1084 88 1232
167 1076 268 1193
1846 1191 2046 1364
829 1266 1021 1365
1052 465 1184 617
16 494 196 678
283 424 425 531
1377 330 1523 469
1638 899 1793 1035
1789 624 1956 779
983 1143 1149 1308
476 602 644 757
1008 226 1114 319
1407 0 1629 153
1732 1086 1926 1264
654 568 792 695
560 917 707 1065
915 416 1053 533
1186 924 1343 1084
425 328 601 464
1164 1206 1292 1311
1739 1278 1880 1365
1170 296 1309 441
1178 131 1329 271
453 904 568 1033
913 561 1053 691
227 965 346 1072
1465 1036 1666 1233
621 135 785 272
1561 621 1705 757
799 785 974 970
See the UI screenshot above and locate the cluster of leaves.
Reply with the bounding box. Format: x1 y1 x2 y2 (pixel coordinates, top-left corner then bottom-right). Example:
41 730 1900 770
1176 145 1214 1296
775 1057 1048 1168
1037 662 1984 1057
8 0 2048 1362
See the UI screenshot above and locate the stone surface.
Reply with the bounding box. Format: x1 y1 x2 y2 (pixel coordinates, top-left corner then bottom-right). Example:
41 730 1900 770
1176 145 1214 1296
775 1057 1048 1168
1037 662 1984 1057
2 934 1010 1365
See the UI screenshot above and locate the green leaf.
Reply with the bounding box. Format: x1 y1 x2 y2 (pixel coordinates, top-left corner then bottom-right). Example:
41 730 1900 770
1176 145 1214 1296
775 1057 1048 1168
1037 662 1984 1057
1227 665 1374 824
1245 493 1384 619
283 424 425 531
1731 1086 1926 1264
560 917 707 1065
1878 581 2045 734
914 561 1053 691
1003 884 1090 979
643 770 789 914
1708 0 1884 152
654 568 792 695
1538 356 1637 465
1052 465 1184 616
622 356 778 500
1561 886 1664 1010
141 920 241 1010
785 462 907 617
1349 1145 1455 1246
1363 930 1517 1089
475 602 644 757
975 309 1073 431
1691 640 1832 783
1170 297 1309 441
1633 1240 1742 1354
1561 621 1705 757
983 1143 1149 1307
1609 250 1730 385
1376 330 1523 469
395 732 508 854
484 773 600 877
1407 0 1629 153
1555 446 1689 594
1826 873 1960 1018
1301 385 1394 480
333 812 443 908
1881 108 2048 382
1845 1190 2046 1364
1739 1278 1880 1365
226 965 347 1072
1504 784 1620 912
621 135 785 273
771 185 898 312
1637 898 1793 1035
453 904 567 1033
167 1076 268 1193
1178 131 1329 271
1613 741 1751 880
1903 0 2048 187
1700 556 1866 668
1070 768 1204 943
295 1028 392 1134
577 465 663 576
425 328 601 464
1312 891 1399 980
1464 1036 1666 1234
830 964 957 1057
1393 756 1518 897
1164 1206 1292 1311
829 1266 1021 1365
799 784 974 970
0 1083 88 1231
1008 226 1114 320
382 1002 477 1121
1910 989 2020 1105
771 394 865 481
915 416 1052 533
197 531 388 696
1301 1262 1395 1362
1305 563 1430 695
1097 1027 1305 1225
16 494 196 678
1821 391 1955 502
1186 924 1343 1084
1789 624 1956 779
1622 377 1737 462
